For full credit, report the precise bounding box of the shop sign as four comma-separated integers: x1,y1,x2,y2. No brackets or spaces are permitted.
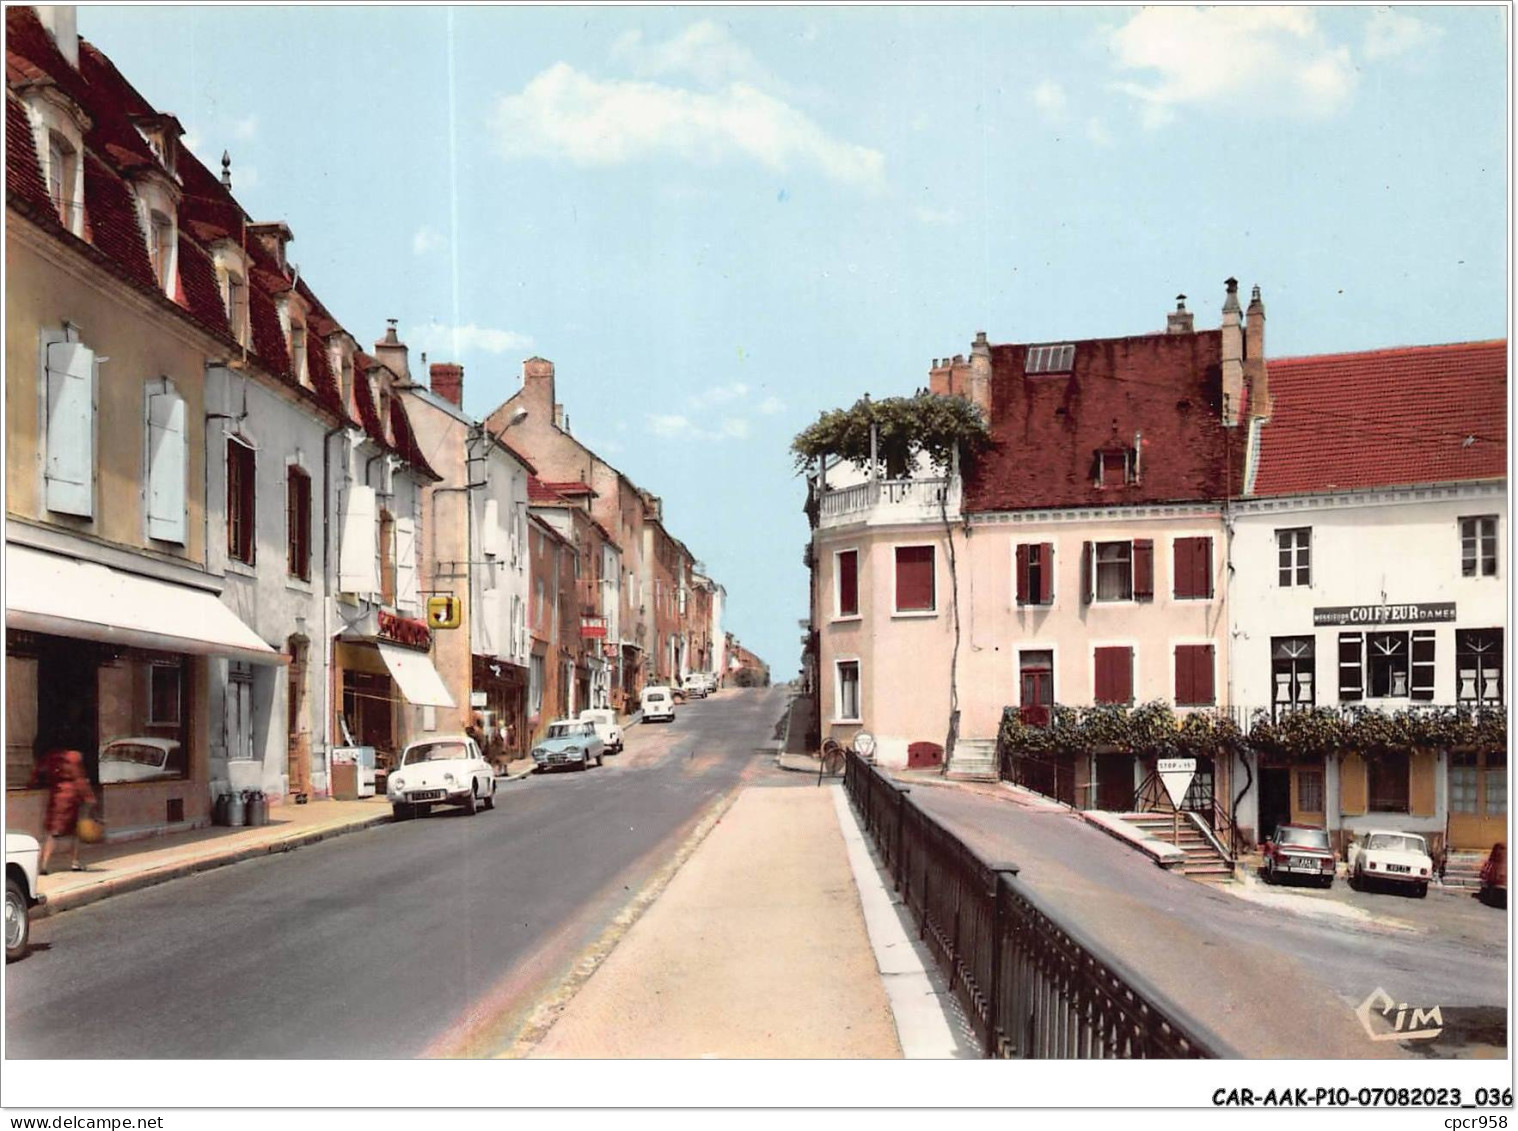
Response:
581,616,608,639
470,691,488,708
426,595,463,629
1312,602,1456,627
379,610,433,650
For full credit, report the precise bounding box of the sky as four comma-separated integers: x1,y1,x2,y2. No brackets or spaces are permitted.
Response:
77,5,1508,676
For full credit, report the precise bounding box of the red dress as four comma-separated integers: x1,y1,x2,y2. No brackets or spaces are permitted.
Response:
35,750,96,837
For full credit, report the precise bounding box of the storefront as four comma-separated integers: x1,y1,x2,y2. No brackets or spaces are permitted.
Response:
333,611,454,774
5,545,280,840
472,654,528,760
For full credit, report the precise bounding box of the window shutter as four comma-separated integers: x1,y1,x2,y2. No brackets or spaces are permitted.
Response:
1038,543,1054,605
838,550,859,617
1190,645,1215,705
1133,539,1154,600
1015,543,1030,605
483,498,506,559
1095,646,1132,704
338,484,380,594
396,516,418,612
1410,631,1436,702
1094,648,1111,702
895,546,934,611
1080,541,1093,605
479,586,500,655
1338,633,1363,701
1174,646,1194,705
146,389,186,543
45,341,95,517
1339,752,1368,815
1198,537,1213,598
1116,647,1133,703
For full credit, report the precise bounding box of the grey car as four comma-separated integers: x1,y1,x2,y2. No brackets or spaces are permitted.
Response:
532,719,606,772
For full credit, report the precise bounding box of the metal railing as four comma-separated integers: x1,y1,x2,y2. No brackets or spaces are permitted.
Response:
845,753,1236,1059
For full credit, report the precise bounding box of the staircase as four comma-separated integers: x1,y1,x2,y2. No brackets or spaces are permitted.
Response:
1441,851,1487,891
946,737,999,782
1120,811,1234,881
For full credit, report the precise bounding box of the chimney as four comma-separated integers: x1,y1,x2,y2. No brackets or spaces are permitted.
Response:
522,357,556,418
1220,278,1244,427
1166,294,1194,335
429,362,464,408
1244,284,1270,419
36,6,79,70
967,330,992,420
373,318,410,383
246,222,294,274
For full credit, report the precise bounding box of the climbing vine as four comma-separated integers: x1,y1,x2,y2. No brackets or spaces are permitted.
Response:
790,391,991,479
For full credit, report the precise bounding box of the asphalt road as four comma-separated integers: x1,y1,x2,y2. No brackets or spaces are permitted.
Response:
905,784,1507,1059
6,686,792,1059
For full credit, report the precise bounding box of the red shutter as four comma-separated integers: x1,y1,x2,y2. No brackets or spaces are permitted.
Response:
1172,538,1191,599
1173,537,1211,600
1015,544,1030,605
895,546,935,611
1196,645,1215,704
1199,537,1213,599
1175,644,1215,705
1095,646,1132,704
838,550,859,617
1118,647,1133,702
1133,539,1153,600
1174,646,1193,705
1080,541,1093,604
1094,649,1111,702
1039,543,1055,604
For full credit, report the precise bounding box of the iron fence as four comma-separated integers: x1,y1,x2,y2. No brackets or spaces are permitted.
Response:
845,752,1236,1059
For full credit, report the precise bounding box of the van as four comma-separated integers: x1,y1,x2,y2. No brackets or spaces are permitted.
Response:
640,686,675,723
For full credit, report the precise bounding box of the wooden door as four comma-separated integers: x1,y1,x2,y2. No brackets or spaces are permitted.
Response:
1449,749,1507,850
286,639,310,795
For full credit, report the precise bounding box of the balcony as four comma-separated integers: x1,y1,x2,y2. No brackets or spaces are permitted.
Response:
815,476,960,530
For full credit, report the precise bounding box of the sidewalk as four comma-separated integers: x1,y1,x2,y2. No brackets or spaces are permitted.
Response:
527,784,904,1058
33,763,539,917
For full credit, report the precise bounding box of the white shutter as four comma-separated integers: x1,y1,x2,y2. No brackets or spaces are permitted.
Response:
396,516,418,612
480,587,501,655
483,499,505,559
338,484,380,594
45,341,95,517
147,389,187,543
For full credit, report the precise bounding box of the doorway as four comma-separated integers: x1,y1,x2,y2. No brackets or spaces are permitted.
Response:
37,639,101,786
286,637,310,796
1449,748,1507,850
1259,765,1292,842
1095,753,1135,811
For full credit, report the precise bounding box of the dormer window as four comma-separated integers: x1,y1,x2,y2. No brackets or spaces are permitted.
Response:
21,86,89,237
290,322,308,387
148,210,175,290
1094,447,1137,488
131,170,181,297
131,112,183,181
330,342,355,412
1025,343,1075,374
224,272,249,346
46,130,80,230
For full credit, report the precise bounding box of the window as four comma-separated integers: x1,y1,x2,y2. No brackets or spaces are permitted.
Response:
1456,629,1503,705
529,654,545,717
1486,750,1507,816
1366,632,1409,698
1173,537,1213,600
1272,636,1315,712
836,660,861,721
225,662,256,762
290,323,308,386
1094,542,1131,601
836,549,859,618
1019,651,1053,726
43,338,96,518
1410,630,1435,701
146,383,186,544
894,546,935,613
1295,767,1325,814
1095,448,1135,488
148,661,183,727
1461,516,1498,577
1094,646,1133,705
1025,343,1075,374
1016,542,1054,606
1450,751,1479,814
46,130,77,229
286,467,312,580
226,437,256,565
1276,528,1311,587
224,271,249,346
1174,644,1216,706
148,210,175,293
1367,751,1410,813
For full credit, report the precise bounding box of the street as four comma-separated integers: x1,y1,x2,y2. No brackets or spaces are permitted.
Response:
5,687,792,1059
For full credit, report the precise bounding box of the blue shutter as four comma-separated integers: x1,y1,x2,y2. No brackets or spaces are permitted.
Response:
45,341,94,517
147,389,187,543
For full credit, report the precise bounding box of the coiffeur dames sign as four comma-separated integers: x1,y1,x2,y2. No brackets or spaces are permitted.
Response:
1312,603,1457,627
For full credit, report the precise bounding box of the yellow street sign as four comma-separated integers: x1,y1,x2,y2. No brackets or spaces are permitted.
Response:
426,595,462,629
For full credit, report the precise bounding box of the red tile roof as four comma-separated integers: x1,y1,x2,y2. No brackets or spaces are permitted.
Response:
174,232,231,337
6,93,52,212
1251,341,1508,496
963,331,1241,512
540,480,597,498
80,151,156,290
527,476,569,505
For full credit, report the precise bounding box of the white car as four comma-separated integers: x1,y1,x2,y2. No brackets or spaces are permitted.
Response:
386,736,496,819
579,708,624,754
6,832,45,963
99,737,182,783
641,686,675,723
1347,829,1434,897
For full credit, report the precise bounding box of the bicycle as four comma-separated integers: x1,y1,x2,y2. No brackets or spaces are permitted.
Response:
818,731,875,785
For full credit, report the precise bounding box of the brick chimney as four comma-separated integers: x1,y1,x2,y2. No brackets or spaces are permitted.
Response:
1166,294,1194,335
1220,278,1244,427
373,318,410,383
1244,284,1270,419
430,362,463,408
968,330,992,421
522,356,555,416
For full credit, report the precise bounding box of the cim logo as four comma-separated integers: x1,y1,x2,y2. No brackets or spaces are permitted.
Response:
1356,987,1443,1042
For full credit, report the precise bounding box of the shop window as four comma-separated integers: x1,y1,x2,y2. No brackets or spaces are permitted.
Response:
1297,767,1325,813
5,655,39,790
1272,637,1315,713
341,669,393,753
227,436,256,565
836,549,859,618
1368,751,1410,813
894,546,935,613
148,662,182,726
836,660,861,721
286,466,312,581
98,647,190,782
1460,515,1498,577
1457,629,1503,705
1173,537,1213,600
1486,750,1507,816
1094,646,1133,705
1276,527,1311,587
1016,543,1054,606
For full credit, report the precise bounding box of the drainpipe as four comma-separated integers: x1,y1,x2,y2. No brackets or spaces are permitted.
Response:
320,421,352,763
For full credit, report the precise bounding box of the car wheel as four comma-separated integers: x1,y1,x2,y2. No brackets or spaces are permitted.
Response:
482,781,495,811
596,751,604,767
1351,865,1363,891
462,789,478,816
5,877,29,963
1415,882,1428,899
576,756,589,772
1320,874,1334,889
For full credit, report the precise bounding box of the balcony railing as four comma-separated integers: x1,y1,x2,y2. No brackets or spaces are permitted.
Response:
816,477,958,529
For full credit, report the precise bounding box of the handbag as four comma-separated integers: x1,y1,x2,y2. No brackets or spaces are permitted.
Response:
76,805,104,844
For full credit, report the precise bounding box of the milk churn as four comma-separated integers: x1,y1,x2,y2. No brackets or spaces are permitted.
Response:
212,792,230,826
226,790,246,827
247,790,268,828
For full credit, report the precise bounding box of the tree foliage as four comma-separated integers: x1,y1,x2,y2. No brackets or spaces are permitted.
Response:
790,392,991,479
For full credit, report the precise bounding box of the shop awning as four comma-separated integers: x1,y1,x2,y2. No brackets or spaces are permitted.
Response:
377,642,455,707
5,545,284,665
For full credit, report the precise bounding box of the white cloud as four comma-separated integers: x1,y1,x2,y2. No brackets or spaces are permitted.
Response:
758,395,785,415
645,413,751,441
230,113,259,140
1364,9,1442,60
1085,117,1113,146
690,381,750,408
613,21,775,90
1106,7,1357,124
489,63,884,187
1031,80,1067,116
407,322,534,359
412,226,444,256
914,205,958,226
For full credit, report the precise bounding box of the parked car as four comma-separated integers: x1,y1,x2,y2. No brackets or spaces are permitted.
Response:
681,675,708,699
6,832,46,963
1479,842,1507,907
1347,829,1433,897
641,686,676,723
579,708,623,754
532,719,606,772
386,736,495,819
688,673,716,696
1262,823,1336,888
99,737,183,783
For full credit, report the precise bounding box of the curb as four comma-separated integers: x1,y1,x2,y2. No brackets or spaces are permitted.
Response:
37,812,393,919
1078,810,1187,870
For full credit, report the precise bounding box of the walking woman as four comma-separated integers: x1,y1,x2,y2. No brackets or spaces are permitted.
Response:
32,748,97,874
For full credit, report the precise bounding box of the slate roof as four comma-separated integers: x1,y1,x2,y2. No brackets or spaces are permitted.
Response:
1251,340,1508,496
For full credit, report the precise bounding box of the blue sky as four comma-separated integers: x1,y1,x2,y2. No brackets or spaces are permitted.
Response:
79,5,1507,675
